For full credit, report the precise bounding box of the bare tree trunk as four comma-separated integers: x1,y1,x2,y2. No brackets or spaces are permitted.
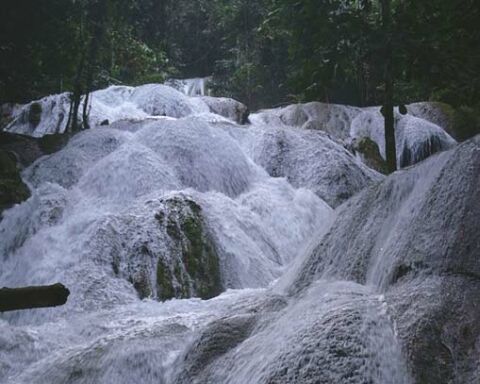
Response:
381,0,397,173
82,88,90,130
0,283,69,312
66,39,87,133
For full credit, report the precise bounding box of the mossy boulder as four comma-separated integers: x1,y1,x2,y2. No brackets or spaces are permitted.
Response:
0,149,30,216
351,137,388,174
155,196,222,301
38,132,72,154
28,102,42,127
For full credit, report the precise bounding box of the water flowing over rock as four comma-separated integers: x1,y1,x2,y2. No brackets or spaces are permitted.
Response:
0,111,333,319
223,122,383,207
200,96,249,124
350,109,457,168
0,81,476,384
252,102,457,168
283,135,480,383
165,77,212,97
3,83,246,137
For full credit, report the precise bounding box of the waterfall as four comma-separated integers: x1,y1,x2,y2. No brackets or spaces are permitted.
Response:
2,83,474,384
164,77,212,97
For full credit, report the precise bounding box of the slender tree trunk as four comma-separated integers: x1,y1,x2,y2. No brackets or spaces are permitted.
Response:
66,53,85,133
381,0,397,172
82,1,106,130
68,0,108,132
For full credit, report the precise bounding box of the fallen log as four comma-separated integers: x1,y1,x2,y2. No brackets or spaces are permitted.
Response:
0,283,70,312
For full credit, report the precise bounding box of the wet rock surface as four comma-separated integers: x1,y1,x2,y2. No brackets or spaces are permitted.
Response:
200,96,249,124
251,101,457,169
285,135,480,383
0,149,30,216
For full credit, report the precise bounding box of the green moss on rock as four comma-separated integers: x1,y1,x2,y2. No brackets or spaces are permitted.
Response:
38,133,72,154
155,196,223,301
354,137,388,174
156,259,175,301
0,150,30,216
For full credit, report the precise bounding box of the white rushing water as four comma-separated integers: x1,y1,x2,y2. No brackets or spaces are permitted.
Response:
0,84,423,383
251,102,456,168
165,77,212,97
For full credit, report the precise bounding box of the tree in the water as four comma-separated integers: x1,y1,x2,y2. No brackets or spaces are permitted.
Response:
66,0,109,132
380,0,396,172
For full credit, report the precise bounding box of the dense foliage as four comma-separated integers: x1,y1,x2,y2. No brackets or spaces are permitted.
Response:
0,0,478,115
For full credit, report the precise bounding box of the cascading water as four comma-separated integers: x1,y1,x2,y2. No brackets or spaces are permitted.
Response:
1,83,469,383
252,102,457,168
165,78,212,97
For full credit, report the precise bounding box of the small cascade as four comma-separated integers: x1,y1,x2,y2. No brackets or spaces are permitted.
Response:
252,102,457,168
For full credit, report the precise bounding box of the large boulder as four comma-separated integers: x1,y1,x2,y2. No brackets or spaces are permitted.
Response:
285,135,480,383
200,96,249,124
250,102,458,169
4,93,72,137
154,195,222,300
250,102,362,141
228,123,383,207
172,280,410,384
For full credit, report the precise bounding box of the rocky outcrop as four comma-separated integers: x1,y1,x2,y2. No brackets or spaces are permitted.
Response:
0,130,71,167
175,314,258,383
250,102,457,170
154,196,222,300
231,124,383,207
250,102,362,141
285,135,480,383
350,137,388,174
0,149,30,217
200,96,249,124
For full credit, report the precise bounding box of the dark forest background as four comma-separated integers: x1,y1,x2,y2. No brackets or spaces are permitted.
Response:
1,0,479,118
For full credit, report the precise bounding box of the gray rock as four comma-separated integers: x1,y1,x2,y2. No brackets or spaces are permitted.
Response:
200,96,249,124
407,102,456,138
233,124,383,207
284,135,480,383
175,314,258,383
